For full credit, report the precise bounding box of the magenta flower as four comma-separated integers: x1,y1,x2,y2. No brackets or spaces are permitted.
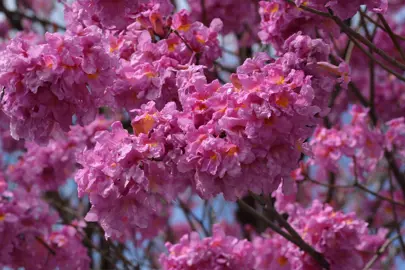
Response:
253,200,387,270
160,224,255,270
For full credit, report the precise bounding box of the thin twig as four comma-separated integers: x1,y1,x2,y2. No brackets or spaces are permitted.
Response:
178,199,210,236
178,200,199,233
173,30,201,64
362,11,405,41
388,171,405,254
329,8,405,71
363,234,401,270
173,30,193,52
385,150,405,199
349,82,370,107
378,14,405,62
238,199,300,244
215,61,237,73
305,177,405,207
35,236,56,256
345,33,405,82
0,2,65,31
325,172,336,203
200,0,207,25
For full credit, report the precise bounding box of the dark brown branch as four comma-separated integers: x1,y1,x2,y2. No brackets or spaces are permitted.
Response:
200,0,207,25
345,31,405,82
178,199,210,236
385,151,405,204
35,236,56,256
377,14,405,63
361,11,405,41
388,171,405,254
0,1,65,31
285,0,405,72
238,199,330,269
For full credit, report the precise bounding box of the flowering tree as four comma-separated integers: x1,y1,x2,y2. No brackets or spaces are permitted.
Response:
1,0,405,269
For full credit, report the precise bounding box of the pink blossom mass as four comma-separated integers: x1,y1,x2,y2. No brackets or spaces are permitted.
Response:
0,0,404,269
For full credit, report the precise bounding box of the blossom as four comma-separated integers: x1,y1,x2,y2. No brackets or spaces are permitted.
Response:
0,26,117,143
160,224,255,270
45,224,90,270
258,0,338,50
171,10,223,66
386,117,405,162
7,140,76,191
110,10,222,112
66,0,173,30
0,186,59,269
6,115,112,192
76,102,190,239
259,0,386,50
253,200,387,270
372,190,405,227
187,0,258,35
175,34,337,200
309,105,384,183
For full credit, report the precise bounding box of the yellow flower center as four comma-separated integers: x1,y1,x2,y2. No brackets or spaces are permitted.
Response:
178,24,191,32
145,71,157,79
277,256,288,266
275,76,285,85
132,114,155,135
276,94,289,108
227,146,238,156
87,72,99,80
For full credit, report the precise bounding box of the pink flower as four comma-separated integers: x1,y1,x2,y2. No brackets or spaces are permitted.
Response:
160,224,255,270
253,200,387,270
0,27,117,143
187,0,258,35
76,102,190,239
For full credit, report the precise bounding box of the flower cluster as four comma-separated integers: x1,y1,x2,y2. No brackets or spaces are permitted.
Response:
66,0,173,30
0,4,223,144
309,105,384,182
6,116,112,192
176,33,343,200
160,224,255,270
259,0,386,50
162,200,386,270
187,0,258,35
0,179,90,269
44,223,90,270
7,141,76,191
111,10,222,111
386,117,405,162
76,102,189,239
252,200,387,270
259,0,338,50
0,26,116,143
77,33,342,240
